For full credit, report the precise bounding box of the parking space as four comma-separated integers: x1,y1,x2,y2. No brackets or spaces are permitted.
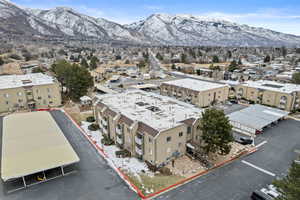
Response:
0,110,137,200
156,119,300,200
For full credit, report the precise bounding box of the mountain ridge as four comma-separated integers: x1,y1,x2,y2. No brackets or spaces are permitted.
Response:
1,1,300,47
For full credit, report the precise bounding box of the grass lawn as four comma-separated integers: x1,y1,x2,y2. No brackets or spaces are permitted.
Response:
126,172,184,195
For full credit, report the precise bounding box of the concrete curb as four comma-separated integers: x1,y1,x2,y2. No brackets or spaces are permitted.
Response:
50,108,258,200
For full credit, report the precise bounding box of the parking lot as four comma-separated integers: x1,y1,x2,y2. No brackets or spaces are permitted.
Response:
0,110,137,200
1,110,299,200
155,119,300,200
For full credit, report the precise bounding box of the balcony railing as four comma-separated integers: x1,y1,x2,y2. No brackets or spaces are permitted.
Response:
116,136,123,144
102,119,108,126
116,128,122,135
280,99,287,104
135,136,143,145
102,127,108,134
135,146,143,155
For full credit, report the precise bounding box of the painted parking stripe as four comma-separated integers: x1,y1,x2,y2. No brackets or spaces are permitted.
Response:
241,160,276,177
256,140,267,148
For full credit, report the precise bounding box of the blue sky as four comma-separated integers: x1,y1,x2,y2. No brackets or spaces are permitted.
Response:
12,0,300,35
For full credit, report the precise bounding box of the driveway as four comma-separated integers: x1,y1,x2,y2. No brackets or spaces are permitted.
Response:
0,110,138,200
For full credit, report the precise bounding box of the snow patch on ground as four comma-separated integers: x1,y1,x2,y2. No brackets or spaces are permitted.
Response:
81,121,151,177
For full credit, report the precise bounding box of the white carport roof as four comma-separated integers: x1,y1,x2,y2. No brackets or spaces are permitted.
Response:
1,111,80,182
228,104,289,130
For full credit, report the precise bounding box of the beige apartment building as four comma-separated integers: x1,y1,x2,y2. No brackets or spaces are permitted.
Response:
160,78,230,107
235,80,300,111
94,90,203,167
0,73,62,113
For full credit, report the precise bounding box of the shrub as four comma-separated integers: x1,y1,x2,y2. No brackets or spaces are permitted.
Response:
159,167,172,176
88,123,99,131
115,149,131,158
101,134,114,146
86,116,95,122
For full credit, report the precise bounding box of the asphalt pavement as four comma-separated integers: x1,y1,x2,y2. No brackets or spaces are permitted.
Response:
155,119,300,200
0,110,137,200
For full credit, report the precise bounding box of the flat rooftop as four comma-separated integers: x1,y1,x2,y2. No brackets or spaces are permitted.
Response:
1,111,80,181
0,73,56,90
96,90,203,131
163,78,228,92
241,80,300,94
228,104,289,130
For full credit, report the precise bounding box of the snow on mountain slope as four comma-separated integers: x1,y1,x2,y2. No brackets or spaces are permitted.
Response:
1,1,300,46
27,7,144,42
126,13,300,46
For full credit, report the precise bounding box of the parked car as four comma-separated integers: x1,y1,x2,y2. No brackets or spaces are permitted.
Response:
236,137,253,145
251,190,273,200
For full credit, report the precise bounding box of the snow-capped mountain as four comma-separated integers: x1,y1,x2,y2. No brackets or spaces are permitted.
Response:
1,0,300,47
26,7,144,42
126,13,300,47
0,0,64,37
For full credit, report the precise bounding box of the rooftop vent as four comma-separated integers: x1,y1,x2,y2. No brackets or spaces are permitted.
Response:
21,79,32,84
147,106,161,112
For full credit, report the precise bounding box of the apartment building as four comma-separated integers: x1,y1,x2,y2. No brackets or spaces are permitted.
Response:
235,80,300,111
160,78,230,107
0,73,61,113
94,90,203,168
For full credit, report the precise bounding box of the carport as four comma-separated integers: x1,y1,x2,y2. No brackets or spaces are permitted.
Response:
228,104,289,138
1,111,80,193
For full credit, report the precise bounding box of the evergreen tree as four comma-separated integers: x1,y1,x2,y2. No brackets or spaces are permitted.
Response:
282,46,287,57
199,108,234,155
212,55,219,63
51,60,93,101
0,57,4,66
264,55,271,63
292,72,300,84
228,60,238,72
81,58,89,68
156,52,164,61
125,59,130,64
89,56,99,70
181,53,187,63
238,58,242,65
273,161,300,200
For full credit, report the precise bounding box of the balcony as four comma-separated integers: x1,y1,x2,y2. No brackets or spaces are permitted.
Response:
102,119,108,126
280,99,287,104
116,136,123,144
116,127,122,135
102,127,108,134
135,136,143,145
135,146,143,155
296,98,300,103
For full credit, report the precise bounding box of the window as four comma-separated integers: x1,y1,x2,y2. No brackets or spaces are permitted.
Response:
49,101,53,104
48,95,51,99
4,93,9,98
18,99,23,103
149,137,152,143
187,127,192,134
178,142,182,147
38,96,42,100
47,88,51,93
166,136,171,142
26,92,32,96
208,93,211,96
36,89,39,93
17,92,22,96
179,132,183,137
6,101,9,105
127,127,130,132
